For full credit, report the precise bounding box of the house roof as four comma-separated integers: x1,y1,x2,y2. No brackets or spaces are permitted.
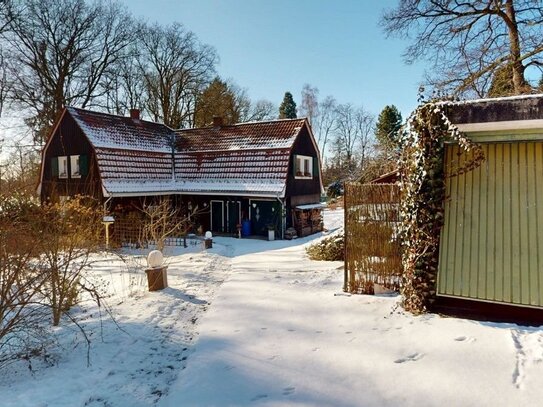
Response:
68,107,175,153
174,148,290,196
56,108,312,197
176,119,306,151
172,120,307,197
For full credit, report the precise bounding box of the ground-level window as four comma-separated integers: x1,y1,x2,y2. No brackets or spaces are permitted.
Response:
70,155,81,178
295,155,313,179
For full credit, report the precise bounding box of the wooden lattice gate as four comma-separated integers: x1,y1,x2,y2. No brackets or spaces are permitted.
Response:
344,183,402,293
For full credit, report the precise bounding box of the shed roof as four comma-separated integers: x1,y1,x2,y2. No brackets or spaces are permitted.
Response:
443,93,543,124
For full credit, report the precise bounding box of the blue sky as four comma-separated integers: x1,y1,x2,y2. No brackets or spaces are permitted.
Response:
130,1,424,118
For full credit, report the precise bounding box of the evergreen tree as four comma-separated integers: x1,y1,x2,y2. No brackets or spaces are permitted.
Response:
375,105,402,150
278,91,297,119
194,77,239,127
488,64,515,97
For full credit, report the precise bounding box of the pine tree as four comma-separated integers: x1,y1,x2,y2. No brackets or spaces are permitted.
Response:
194,77,239,127
375,105,402,150
278,91,297,119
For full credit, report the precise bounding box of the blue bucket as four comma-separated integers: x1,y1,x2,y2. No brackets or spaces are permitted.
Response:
241,219,251,237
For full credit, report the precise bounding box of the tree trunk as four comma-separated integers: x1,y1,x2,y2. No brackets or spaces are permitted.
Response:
504,0,529,94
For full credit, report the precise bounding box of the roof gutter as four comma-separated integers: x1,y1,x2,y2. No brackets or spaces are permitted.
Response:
104,190,286,199
455,119,543,133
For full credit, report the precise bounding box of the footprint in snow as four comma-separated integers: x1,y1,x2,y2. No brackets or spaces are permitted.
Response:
454,336,476,343
312,347,319,352
288,328,296,332
394,352,424,364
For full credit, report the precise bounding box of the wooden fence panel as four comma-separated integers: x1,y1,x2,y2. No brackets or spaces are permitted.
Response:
344,183,402,294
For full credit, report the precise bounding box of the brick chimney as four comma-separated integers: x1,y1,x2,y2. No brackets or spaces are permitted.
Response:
130,108,140,121
212,116,223,127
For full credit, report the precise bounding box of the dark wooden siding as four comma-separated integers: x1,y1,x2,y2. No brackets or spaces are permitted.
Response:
41,111,102,201
285,125,322,202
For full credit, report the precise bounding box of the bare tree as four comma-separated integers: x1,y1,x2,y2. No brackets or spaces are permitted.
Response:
138,22,218,129
382,0,543,97
0,48,11,118
0,194,48,368
314,95,337,159
102,46,146,117
299,84,319,125
32,197,103,326
141,198,197,251
244,99,276,122
1,0,135,143
332,104,375,179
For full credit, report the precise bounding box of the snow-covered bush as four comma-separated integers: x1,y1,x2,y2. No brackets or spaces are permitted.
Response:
306,230,344,261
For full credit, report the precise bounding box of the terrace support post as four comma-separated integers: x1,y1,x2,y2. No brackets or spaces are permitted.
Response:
343,182,348,292
277,197,286,240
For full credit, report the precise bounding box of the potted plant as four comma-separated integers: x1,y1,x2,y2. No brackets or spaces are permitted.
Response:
267,224,275,241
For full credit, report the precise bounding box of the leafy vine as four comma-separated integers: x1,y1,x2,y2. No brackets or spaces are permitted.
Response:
398,101,484,313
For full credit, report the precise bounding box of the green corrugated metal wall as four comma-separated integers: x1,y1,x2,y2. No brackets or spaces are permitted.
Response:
438,142,543,307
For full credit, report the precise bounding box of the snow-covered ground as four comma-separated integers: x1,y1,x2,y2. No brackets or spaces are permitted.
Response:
2,209,543,406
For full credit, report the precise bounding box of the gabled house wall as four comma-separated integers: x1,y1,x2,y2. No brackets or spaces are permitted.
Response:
40,112,102,202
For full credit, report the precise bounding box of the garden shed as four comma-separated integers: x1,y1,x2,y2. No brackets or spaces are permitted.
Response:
437,95,543,313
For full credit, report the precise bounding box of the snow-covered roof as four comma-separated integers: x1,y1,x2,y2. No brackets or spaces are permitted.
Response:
64,108,308,197
176,179,286,196
438,93,543,125
175,149,290,184
176,119,306,151
68,107,175,153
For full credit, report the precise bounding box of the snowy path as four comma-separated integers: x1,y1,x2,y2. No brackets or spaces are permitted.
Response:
3,209,543,406
161,211,543,407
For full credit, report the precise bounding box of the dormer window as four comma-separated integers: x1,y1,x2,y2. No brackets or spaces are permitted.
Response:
70,155,81,178
58,156,68,179
295,155,313,179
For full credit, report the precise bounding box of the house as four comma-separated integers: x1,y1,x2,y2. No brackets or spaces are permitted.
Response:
38,108,324,239
435,94,543,321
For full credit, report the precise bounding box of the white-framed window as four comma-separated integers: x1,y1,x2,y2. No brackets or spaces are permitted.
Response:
295,155,313,179
70,155,81,178
58,156,68,179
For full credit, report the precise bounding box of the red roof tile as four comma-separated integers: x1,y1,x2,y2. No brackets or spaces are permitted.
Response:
176,119,306,151
69,107,175,153
64,108,310,197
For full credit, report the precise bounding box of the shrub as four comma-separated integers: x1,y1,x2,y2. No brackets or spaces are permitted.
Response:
306,230,344,261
